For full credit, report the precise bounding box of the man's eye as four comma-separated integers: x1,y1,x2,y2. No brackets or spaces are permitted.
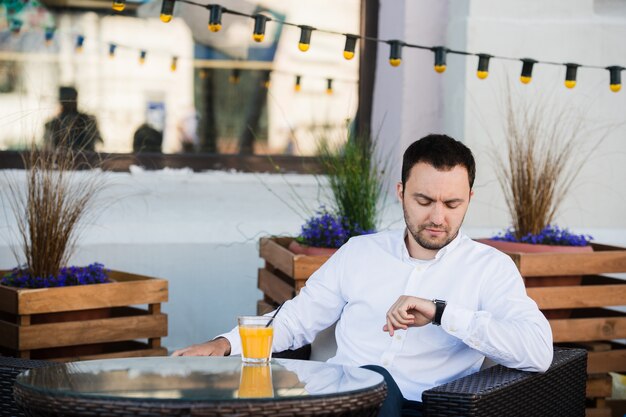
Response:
446,203,461,209
416,199,431,206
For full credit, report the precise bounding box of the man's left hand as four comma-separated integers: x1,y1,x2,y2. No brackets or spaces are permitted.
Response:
383,295,436,336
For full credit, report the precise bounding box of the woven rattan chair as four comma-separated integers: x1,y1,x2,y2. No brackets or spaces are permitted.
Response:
0,356,52,417
276,347,587,417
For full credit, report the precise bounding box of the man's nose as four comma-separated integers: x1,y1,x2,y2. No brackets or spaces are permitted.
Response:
430,203,445,225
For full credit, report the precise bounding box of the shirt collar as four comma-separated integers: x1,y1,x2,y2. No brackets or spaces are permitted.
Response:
400,228,465,262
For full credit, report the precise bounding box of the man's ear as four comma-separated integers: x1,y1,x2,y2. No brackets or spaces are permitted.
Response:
469,189,474,201
396,182,404,203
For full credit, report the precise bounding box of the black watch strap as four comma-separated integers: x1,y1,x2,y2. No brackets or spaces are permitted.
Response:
432,299,447,326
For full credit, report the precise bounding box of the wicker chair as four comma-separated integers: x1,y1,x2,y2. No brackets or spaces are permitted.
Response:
275,347,588,417
0,356,51,417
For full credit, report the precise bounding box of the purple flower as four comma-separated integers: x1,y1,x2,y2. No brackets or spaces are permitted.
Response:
297,207,375,248
491,225,592,247
1,263,110,289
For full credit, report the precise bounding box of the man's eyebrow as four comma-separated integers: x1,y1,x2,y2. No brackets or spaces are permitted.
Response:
412,193,465,204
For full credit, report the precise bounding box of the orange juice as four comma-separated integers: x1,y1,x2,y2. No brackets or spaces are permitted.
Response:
239,325,273,362
238,364,273,398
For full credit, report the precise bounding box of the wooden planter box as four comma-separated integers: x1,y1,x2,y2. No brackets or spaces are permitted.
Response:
0,270,168,362
258,237,626,416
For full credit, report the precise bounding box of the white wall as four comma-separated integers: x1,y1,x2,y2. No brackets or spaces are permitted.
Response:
373,0,626,236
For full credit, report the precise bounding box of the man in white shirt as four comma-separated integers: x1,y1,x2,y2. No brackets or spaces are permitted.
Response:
173,134,553,417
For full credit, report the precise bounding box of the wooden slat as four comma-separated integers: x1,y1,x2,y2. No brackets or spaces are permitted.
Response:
550,317,626,342
511,251,626,277
0,285,18,314
585,407,612,417
259,237,295,277
528,285,626,309
293,255,327,280
257,299,274,315
587,375,613,398
0,319,18,349
17,313,167,350
14,273,168,314
52,347,168,362
258,268,295,305
588,349,626,374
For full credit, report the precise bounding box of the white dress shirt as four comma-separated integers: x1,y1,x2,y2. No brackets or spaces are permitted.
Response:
220,229,553,401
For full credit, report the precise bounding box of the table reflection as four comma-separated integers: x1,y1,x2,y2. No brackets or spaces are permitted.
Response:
16,357,383,402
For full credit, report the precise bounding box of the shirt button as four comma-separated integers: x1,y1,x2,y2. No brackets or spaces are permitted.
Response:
395,335,402,340
382,360,389,366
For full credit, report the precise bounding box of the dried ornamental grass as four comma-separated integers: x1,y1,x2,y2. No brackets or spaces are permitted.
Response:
493,94,601,241
3,146,108,281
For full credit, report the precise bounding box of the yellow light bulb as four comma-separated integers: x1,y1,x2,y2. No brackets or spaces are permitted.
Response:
112,2,125,11
264,81,270,88
160,14,172,23
434,65,446,73
298,43,310,52
565,80,576,89
610,84,621,92
477,71,488,79
209,23,222,32
76,46,83,53
139,58,145,65
294,84,301,92
343,51,355,60
520,76,531,84
253,33,264,42
389,58,401,67
326,88,333,95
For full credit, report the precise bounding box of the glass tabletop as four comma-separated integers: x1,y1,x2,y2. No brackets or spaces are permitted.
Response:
15,356,384,402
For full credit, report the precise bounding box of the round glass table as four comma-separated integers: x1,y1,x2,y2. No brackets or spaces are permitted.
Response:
14,356,386,416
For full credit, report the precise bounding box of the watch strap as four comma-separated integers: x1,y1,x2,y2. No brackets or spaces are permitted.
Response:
432,299,447,326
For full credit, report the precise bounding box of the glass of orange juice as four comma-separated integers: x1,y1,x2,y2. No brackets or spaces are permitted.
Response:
237,364,274,398
238,316,274,363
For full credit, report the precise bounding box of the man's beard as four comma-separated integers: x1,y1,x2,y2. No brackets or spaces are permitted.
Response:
403,208,459,251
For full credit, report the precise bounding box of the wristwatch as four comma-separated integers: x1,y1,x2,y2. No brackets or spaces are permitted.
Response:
431,299,447,326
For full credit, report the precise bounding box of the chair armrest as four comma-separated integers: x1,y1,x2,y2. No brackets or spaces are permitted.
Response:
273,344,312,360
422,347,587,417
0,356,53,417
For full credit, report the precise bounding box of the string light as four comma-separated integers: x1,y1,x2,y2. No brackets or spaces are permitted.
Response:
298,25,314,52
343,34,357,60
564,63,580,89
607,66,623,92
208,5,223,32
253,14,268,42
139,50,147,64
263,71,271,88
112,0,126,12
108,43,117,58
75,35,85,53
170,56,178,71
388,40,403,67
229,68,241,84
44,28,55,45
199,69,208,79
160,0,175,23
294,75,301,92
326,79,333,94
432,47,447,73
476,54,491,79
520,58,537,84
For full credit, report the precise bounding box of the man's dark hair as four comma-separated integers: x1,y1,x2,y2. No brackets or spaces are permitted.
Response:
401,134,476,188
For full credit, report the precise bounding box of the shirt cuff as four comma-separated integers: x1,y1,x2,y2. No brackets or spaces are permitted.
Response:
441,303,474,340
215,327,241,356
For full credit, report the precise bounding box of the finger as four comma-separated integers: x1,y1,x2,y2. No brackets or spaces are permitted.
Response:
171,348,186,357
386,316,395,336
391,310,412,325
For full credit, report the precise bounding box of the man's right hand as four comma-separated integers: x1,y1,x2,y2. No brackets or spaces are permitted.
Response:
171,337,231,357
